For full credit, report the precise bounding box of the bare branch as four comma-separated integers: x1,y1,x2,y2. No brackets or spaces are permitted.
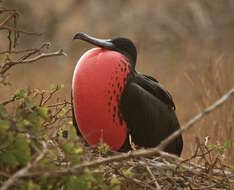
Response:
47,101,71,108
0,48,40,55
18,42,51,61
12,49,66,64
0,95,17,106
0,12,19,26
0,49,67,75
157,86,234,151
23,149,178,177
0,25,41,36
41,84,59,106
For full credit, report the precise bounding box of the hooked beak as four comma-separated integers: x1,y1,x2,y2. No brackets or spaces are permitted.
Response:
73,32,114,49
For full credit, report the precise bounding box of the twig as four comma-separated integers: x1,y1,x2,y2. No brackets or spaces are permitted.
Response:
0,142,48,190
146,165,161,190
0,12,19,27
190,183,218,190
0,171,10,178
157,86,234,151
47,101,71,108
0,95,17,106
41,84,59,106
0,25,41,36
24,149,178,177
0,48,39,55
113,166,156,190
18,42,50,61
0,49,67,75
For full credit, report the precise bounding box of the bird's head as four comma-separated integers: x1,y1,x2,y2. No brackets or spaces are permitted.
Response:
73,32,137,68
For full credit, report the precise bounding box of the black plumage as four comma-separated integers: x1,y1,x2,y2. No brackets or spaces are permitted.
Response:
72,33,183,156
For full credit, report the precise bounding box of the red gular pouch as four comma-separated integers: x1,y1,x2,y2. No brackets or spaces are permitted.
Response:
72,48,130,150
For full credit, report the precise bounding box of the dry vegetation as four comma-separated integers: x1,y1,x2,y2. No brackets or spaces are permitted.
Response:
183,56,234,164
0,1,234,189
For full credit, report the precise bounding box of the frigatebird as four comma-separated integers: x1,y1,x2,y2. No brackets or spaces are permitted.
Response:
72,32,183,156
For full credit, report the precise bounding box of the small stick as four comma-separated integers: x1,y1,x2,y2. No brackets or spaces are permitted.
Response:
146,165,161,190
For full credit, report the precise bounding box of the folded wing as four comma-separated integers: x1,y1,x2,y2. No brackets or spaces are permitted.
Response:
119,73,183,155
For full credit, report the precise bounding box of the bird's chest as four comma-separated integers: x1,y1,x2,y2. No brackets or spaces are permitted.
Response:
72,48,130,150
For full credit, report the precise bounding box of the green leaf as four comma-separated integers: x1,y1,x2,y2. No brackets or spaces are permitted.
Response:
13,135,31,164
27,112,41,128
0,150,18,168
122,167,134,178
224,139,230,150
27,180,41,190
0,105,8,118
0,134,31,168
69,124,77,141
62,143,74,154
74,147,83,155
110,176,121,186
71,155,81,165
37,107,50,122
63,176,87,190
4,53,12,62
15,89,27,99
23,119,31,126
50,84,58,92
84,168,96,183
59,108,67,117
0,119,10,133
98,142,110,155
111,185,121,190
57,129,63,137
24,97,36,109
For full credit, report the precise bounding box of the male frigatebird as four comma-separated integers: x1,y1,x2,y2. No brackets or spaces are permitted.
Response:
72,32,183,156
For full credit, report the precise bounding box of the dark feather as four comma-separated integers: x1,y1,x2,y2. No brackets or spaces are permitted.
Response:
119,76,183,156
136,73,176,110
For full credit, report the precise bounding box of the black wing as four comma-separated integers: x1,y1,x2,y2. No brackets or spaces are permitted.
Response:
136,74,175,110
119,74,183,156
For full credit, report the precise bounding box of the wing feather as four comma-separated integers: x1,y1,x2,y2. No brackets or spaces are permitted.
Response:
119,80,183,155
135,74,176,110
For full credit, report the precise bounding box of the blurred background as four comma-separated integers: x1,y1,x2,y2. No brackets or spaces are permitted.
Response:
1,0,234,164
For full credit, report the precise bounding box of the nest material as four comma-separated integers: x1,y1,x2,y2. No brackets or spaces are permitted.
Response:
79,137,234,190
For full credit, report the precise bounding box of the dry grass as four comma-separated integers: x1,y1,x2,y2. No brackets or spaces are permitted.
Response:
183,56,234,165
